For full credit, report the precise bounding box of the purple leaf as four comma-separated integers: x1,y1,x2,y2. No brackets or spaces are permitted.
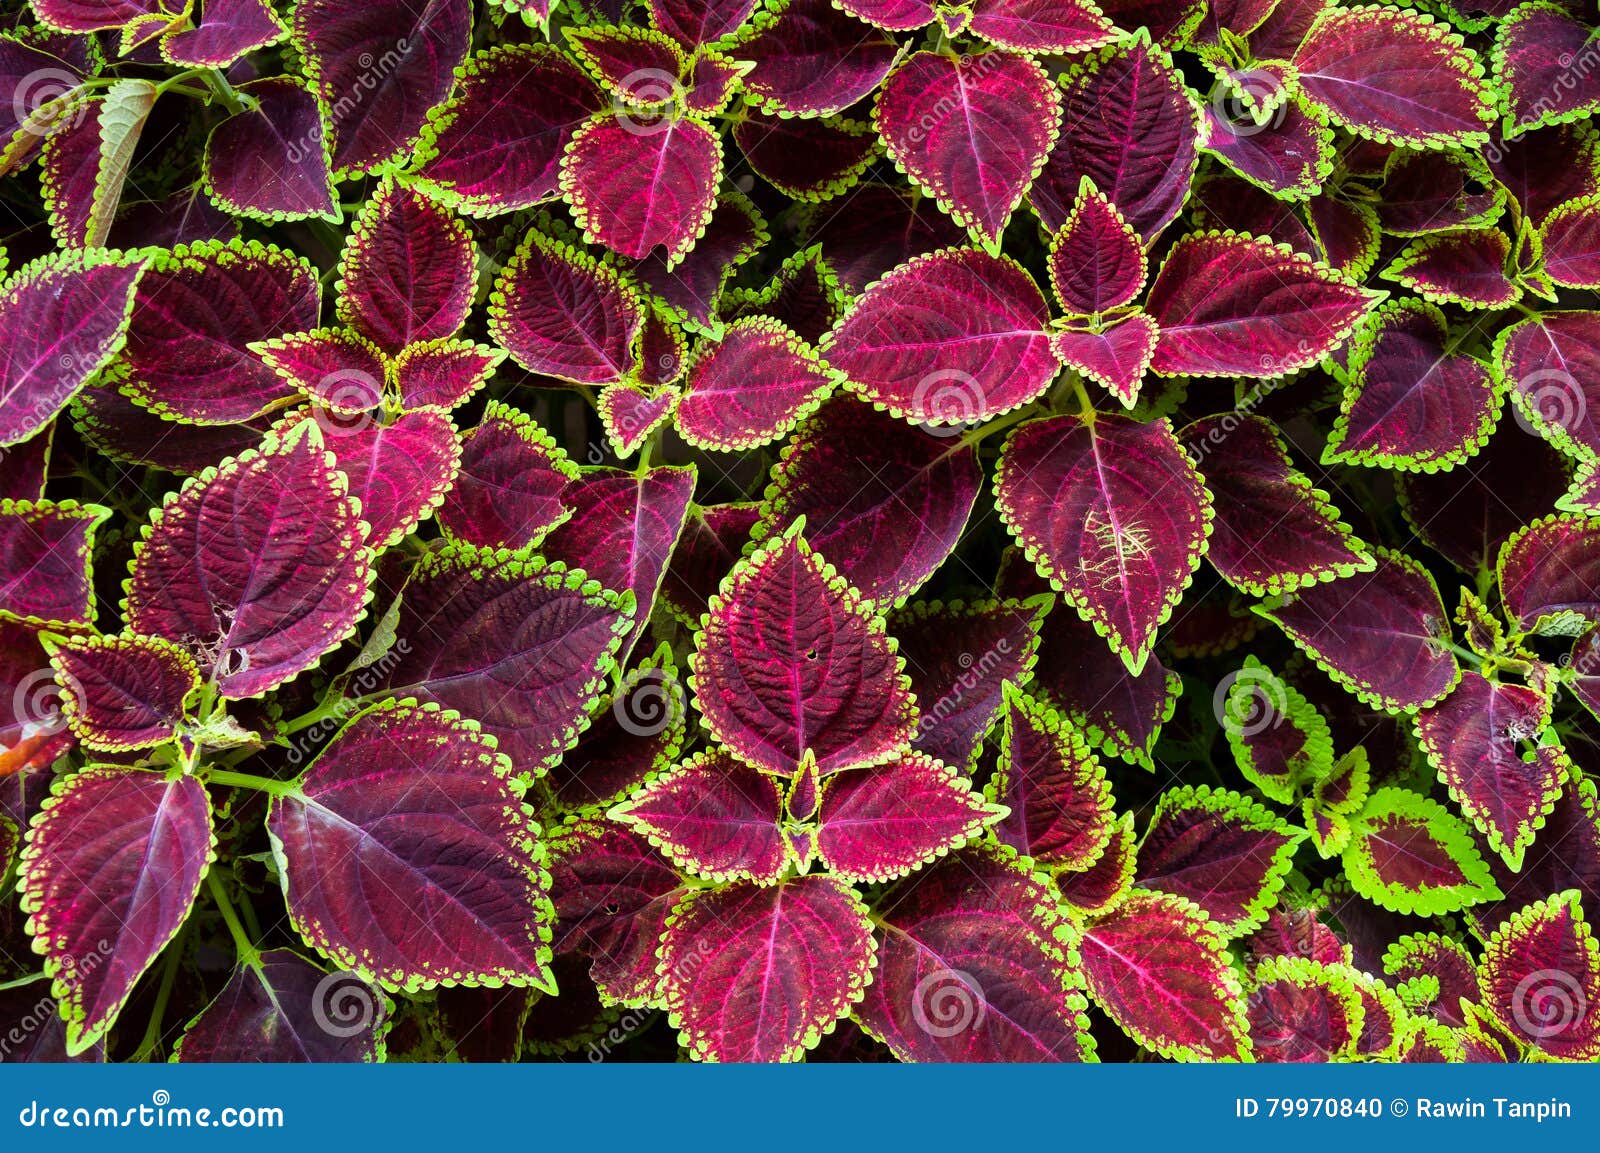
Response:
19,768,213,1055
1292,5,1493,148
163,0,287,67
1223,657,1336,805
115,238,321,425
69,385,270,476
1540,195,1600,289
816,752,1002,881
801,183,963,297
1057,811,1137,915
657,875,875,1062
292,0,471,176
563,26,684,96
1030,32,1200,240
539,465,696,663
660,501,761,626
1489,122,1600,228
1080,890,1251,1061
250,328,386,411
203,77,335,223
393,338,502,411
1324,299,1502,471
1248,957,1362,1062
0,253,145,448
1048,180,1147,315
489,229,642,384
1180,413,1373,596
876,50,1059,247
689,524,917,777
731,111,880,202
822,247,1057,427
560,112,722,267
1478,891,1600,1060
1145,231,1377,379
1382,228,1519,310
676,317,837,451
995,413,1211,674
1201,100,1334,200
856,845,1094,1061
0,498,107,628
1495,310,1600,459
834,0,935,29
381,546,633,776
1375,149,1505,237
0,423,51,502
610,749,788,883
597,382,678,458
412,44,602,217
337,178,476,355
648,0,758,46
1051,314,1160,407
1492,4,1600,134
176,951,386,1062
124,420,371,698
547,648,687,815
634,190,768,327
967,0,1117,53
1136,785,1306,937
28,0,164,33
269,700,555,991
741,0,902,117
989,684,1114,870
1258,549,1459,712
1498,514,1600,635
46,632,199,751
890,596,1050,770
1342,787,1500,915
751,399,982,605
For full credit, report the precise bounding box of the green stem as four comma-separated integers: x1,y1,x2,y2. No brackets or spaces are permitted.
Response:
199,68,250,115
206,768,299,797
281,694,355,736
129,927,186,1062
0,971,49,992
207,871,258,967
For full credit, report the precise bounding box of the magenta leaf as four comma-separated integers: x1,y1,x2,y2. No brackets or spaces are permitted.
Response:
741,0,902,117
539,465,696,662
1292,5,1493,148
968,0,1117,52
689,524,917,776
822,247,1057,426
1180,413,1373,596
661,501,760,626
1492,4,1600,134
203,77,335,223
891,596,1049,770
1495,310,1600,459
1057,812,1137,916
1257,549,1460,712
19,768,213,1055
598,382,678,458
1416,672,1567,871
1384,932,1480,1028
1498,515,1600,636
876,51,1059,247
45,632,199,751
751,399,982,605
1136,785,1306,938
114,239,321,425
269,700,555,992
547,818,688,1006
1382,228,1519,310
989,684,1113,870
1540,196,1600,289
1222,657,1336,805
381,546,633,775
802,183,963,296
560,112,721,267
0,499,108,628
70,386,270,476
162,0,287,67
292,0,471,176
563,26,685,95
648,0,758,46
676,317,837,451
0,253,145,448
176,950,387,1063
610,749,788,883
1048,181,1147,315
995,413,1211,674
393,338,502,411
1201,100,1334,200
0,423,51,501
1478,891,1600,1059
250,328,386,411
337,179,475,355
1030,33,1200,240
657,875,874,1061
856,845,1094,1061
1146,231,1378,379
28,0,164,33
1376,149,1506,237
816,752,1001,881
434,400,576,551
635,190,768,328
732,111,880,202
1248,957,1363,1063
1079,889,1251,1061
489,229,642,385
412,44,602,217
548,646,687,815
1051,314,1160,407
1325,299,1502,471
1342,787,1501,915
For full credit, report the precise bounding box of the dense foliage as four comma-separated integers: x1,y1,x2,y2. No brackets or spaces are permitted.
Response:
0,0,1598,1064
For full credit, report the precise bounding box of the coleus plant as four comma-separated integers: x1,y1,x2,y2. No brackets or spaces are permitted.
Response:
0,0,1597,1068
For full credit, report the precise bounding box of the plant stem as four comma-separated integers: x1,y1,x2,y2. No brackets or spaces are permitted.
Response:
0,971,48,992
129,927,186,1062
206,768,298,796
207,871,258,967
